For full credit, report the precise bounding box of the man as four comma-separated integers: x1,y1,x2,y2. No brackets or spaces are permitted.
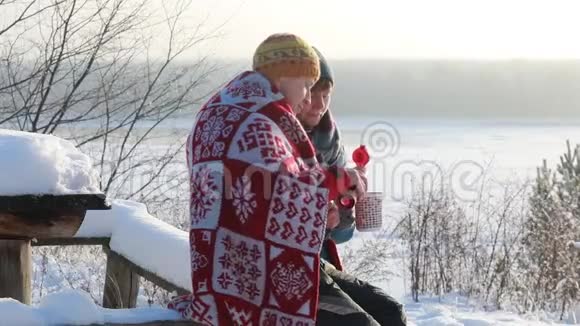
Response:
168,34,366,325
296,47,407,326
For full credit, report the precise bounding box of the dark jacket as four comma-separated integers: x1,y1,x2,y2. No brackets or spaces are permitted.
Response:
307,110,355,254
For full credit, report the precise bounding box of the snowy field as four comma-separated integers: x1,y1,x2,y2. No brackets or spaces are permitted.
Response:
3,120,580,325
1,290,569,325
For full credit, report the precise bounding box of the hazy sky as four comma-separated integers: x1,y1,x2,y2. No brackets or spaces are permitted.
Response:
192,0,580,60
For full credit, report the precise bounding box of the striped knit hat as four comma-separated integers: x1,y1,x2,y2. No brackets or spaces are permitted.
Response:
253,33,320,82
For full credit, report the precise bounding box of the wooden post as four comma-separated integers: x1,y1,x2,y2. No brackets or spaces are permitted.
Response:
0,239,31,304
103,249,140,309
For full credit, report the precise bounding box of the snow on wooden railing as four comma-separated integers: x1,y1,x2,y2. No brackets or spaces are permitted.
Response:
32,237,190,309
30,237,194,326
1,203,194,325
0,130,195,324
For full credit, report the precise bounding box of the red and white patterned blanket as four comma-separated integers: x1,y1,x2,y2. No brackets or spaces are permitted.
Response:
168,71,345,325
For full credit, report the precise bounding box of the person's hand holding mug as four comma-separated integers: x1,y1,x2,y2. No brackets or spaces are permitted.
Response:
345,167,368,201
326,200,340,229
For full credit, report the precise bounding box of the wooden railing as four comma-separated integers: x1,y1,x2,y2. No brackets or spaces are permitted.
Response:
33,237,190,308
31,237,195,326
0,194,198,325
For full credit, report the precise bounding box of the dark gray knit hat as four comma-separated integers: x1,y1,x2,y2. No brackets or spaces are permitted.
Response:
313,47,334,85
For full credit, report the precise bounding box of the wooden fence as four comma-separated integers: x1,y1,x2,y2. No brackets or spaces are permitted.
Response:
0,194,197,326
29,237,196,326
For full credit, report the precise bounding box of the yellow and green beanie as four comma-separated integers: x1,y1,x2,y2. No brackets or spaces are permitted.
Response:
253,33,320,82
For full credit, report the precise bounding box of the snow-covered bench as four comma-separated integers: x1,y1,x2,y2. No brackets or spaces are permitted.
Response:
0,130,112,303
2,199,196,325
0,130,195,325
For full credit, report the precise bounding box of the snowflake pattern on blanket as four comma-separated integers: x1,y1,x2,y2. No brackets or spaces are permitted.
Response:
168,71,344,325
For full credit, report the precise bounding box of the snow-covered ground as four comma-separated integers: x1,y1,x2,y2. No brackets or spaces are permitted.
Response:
343,236,571,325
1,290,570,325
404,295,563,326
0,290,181,326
